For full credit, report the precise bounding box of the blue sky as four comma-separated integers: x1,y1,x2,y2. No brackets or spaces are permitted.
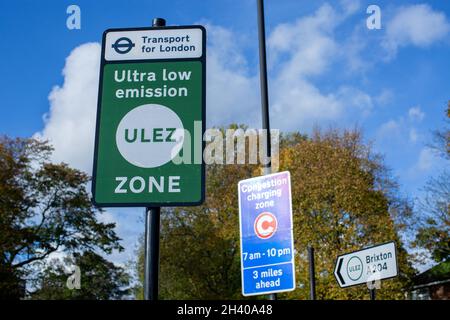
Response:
1,0,449,266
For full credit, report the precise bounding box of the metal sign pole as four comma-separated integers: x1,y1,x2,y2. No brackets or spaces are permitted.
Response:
369,288,376,300
256,0,275,301
308,247,316,300
143,17,166,301
257,0,272,174
144,206,161,300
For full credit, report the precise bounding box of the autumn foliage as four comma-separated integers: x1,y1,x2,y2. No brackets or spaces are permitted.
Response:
136,128,415,299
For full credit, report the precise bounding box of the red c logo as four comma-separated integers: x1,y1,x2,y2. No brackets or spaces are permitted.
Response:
254,212,277,239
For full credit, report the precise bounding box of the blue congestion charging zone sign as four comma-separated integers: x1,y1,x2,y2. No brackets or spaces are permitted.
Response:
238,171,295,296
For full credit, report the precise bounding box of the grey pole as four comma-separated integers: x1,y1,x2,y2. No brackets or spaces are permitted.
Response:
308,247,316,300
143,17,166,301
370,288,376,300
144,207,161,300
256,0,275,300
257,0,272,176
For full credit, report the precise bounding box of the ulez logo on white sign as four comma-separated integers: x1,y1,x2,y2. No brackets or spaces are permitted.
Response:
115,104,185,168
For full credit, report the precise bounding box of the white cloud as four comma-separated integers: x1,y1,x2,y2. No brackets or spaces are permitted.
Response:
377,119,401,140
339,0,361,16
267,3,373,131
416,147,437,172
205,24,260,127
96,210,116,225
201,3,373,132
32,28,267,267
409,128,419,143
405,147,447,184
102,208,143,267
34,43,100,174
36,4,375,164
375,89,394,106
33,43,141,266
384,4,450,57
33,29,262,170
268,3,339,79
377,107,425,145
408,106,425,122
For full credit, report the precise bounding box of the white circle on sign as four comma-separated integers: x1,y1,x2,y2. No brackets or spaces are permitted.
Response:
116,104,184,168
254,212,278,239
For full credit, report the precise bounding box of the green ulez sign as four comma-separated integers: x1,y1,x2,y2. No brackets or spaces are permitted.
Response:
92,26,206,207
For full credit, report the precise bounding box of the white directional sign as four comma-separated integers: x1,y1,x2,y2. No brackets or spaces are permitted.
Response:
334,242,398,288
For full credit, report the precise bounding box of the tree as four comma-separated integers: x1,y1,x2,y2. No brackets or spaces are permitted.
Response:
413,103,450,263
135,127,414,299
281,128,413,299
413,173,450,263
0,136,123,299
135,162,256,300
428,101,450,160
31,251,130,300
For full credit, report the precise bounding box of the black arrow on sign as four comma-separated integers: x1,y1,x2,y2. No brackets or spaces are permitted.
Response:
335,257,345,286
